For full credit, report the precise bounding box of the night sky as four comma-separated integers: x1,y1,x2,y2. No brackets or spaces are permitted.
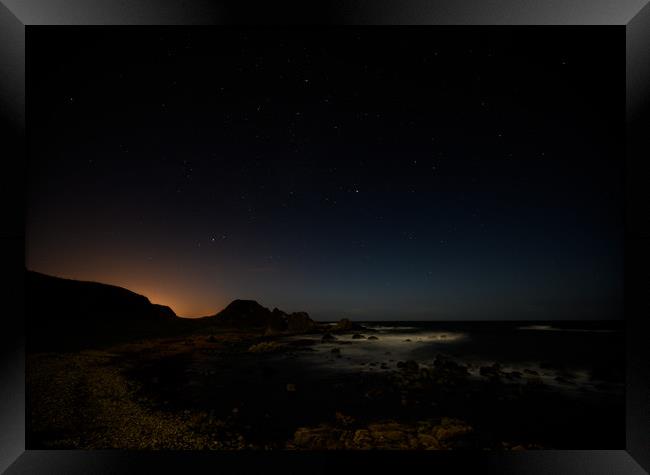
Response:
26,28,624,320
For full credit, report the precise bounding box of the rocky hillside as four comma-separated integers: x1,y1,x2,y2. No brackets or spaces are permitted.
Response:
26,271,183,351
27,271,178,322
199,299,318,334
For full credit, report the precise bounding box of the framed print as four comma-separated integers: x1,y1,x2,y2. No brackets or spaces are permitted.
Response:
1,1,649,473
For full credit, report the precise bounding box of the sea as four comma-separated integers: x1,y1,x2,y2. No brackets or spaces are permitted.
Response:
286,320,625,394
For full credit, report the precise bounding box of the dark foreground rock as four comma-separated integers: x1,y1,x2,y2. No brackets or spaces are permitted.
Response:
288,417,474,450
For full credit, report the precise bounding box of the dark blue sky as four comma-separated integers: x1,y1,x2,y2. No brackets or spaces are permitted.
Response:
26,28,624,320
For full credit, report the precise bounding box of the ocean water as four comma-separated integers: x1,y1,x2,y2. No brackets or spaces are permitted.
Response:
285,320,625,394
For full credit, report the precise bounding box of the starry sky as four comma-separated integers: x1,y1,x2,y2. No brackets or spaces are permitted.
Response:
26,28,623,320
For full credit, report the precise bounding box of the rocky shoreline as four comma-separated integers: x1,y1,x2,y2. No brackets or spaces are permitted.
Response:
27,320,624,450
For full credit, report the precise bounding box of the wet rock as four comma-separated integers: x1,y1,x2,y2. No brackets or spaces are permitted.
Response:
352,333,366,339
330,318,355,332
419,367,432,379
480,362,503,380
558,371,578,380
330,348,341,355
335,411,355,427
554,376,575,385
248,341,287,353
364,387,386,400
540,361,558,370
523,369,539,376
403,339,412,342
367,335,379,340
400,360,419,372
432,354,469,381
526,377,546,389
321,333,337,342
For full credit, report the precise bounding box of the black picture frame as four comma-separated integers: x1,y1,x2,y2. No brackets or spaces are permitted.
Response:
1,1,649,473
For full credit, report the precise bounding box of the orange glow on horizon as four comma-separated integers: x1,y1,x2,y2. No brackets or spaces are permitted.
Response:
132,289,220,318
114,284,227,319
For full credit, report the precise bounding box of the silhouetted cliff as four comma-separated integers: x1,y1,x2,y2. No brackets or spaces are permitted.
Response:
26,271,182,351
